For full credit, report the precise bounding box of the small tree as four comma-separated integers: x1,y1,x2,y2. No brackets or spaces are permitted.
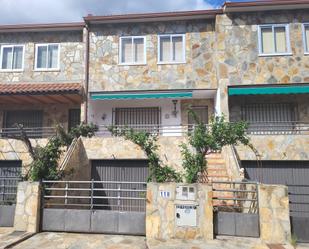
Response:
181,111,252,183
13,123,98,181
108,126,182,183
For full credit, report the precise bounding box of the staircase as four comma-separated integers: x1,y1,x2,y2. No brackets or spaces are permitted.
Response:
202,152,230,182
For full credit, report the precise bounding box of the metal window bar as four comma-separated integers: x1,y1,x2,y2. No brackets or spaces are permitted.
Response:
42,180,147,212
212,181,259,214
0,127,56,139
0,177,21,205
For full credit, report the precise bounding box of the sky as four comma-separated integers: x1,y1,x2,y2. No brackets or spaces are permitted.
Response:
0,0,250,25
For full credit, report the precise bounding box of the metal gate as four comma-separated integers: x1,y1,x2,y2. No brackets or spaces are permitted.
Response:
244,160,309,242
0,160,22,227
213,181,260,238
42,160,148,235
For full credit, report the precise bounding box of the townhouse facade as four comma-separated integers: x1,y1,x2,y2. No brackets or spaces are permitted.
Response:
0,0,308,241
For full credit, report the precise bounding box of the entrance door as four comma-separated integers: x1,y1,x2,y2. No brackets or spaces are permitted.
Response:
243,160,309,242
0,160,21,227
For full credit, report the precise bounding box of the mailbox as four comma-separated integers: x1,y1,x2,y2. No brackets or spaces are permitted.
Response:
175,204,197,227
176,185,196,201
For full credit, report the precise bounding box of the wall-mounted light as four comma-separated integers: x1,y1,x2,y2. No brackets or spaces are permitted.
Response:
172,99,178,117
101,113,107,120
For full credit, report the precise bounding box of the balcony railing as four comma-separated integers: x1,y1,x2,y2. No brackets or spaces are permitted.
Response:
246,122,309,135
0,122,307,139
0,127,56,139
96,122,309,137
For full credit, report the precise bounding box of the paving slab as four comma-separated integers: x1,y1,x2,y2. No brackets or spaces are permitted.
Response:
147,236,309,249
10,232,147,249
0,228,32,249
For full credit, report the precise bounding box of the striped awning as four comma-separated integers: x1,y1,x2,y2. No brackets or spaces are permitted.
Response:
228,85,309,96
90,91,193,100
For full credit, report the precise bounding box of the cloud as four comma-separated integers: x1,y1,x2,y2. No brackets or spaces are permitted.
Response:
0,0,215,24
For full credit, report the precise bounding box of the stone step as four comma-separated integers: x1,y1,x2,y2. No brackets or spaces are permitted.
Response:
206,153,222,159
206,158,225,164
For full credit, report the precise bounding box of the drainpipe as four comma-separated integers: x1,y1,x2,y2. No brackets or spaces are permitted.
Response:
83,23,90,124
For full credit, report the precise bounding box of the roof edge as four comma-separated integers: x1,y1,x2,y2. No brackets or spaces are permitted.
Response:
84,9,222,24
0,22,85,33
223,0,309,13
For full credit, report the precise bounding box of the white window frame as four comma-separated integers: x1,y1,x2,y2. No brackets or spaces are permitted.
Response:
302,23,309,55
0,44,25,72
257,24,292,56
157,34,186,64
34,43,60,71
119,36,146,65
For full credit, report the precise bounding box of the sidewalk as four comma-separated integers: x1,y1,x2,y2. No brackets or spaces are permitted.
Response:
147,236,309,249
0,228,33,249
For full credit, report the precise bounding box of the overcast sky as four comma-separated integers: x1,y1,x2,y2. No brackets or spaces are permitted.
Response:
0,0,248,24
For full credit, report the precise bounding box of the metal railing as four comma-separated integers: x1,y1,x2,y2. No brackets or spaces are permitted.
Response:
42,180,147,212
0,127,56,139
212,180,259,214
246,122,309,135
97,122,309,137
0,177,21,205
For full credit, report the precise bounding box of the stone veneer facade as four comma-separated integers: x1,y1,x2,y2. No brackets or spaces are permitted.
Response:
88,20,217,92
0,31,85,83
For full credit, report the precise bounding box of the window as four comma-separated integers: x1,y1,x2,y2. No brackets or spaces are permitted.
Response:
0,45,24,71
113,107,161,132
241,103,297,133
158,34,185,63
35,43,60,70
258,24,291,55
3,110,43,138
303,24,309,54
119,36,146,65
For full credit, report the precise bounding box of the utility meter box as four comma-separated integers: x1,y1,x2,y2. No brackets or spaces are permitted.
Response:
176,185,196,201
175,204,197,227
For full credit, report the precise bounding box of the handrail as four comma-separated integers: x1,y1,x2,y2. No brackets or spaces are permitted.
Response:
231,145,244,177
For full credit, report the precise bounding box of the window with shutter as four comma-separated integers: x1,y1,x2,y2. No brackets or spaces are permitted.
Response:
258,24,290,55
119,36,146,64
35,43,60,70
0,45,24,70
303,24,309,54
158,34,185,64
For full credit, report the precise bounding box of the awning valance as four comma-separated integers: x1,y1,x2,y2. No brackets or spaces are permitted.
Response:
91,91,193,100
228,85,309,96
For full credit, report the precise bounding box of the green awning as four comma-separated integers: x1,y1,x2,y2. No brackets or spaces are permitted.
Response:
91,91,193,100
229,85,309,96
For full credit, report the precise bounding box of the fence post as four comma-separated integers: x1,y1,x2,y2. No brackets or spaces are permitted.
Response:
117,183,121,211
90,179,94,210
65,181,68,205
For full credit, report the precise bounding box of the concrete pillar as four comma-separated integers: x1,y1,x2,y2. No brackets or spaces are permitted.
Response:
258,184,291,244
146,183,213,241
14,182,41,233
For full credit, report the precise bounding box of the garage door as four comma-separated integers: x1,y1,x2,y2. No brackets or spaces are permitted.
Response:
243,160,309,242
42,160,148,235
0,160,22,227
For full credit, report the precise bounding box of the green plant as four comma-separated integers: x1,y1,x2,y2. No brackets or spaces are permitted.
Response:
14,123,98,181
108,126,182,183
290,234,298,249
181,110,252,183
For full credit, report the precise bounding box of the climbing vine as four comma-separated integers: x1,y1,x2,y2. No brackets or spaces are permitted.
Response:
181,110,252,183
13,123,98,181
108,126,182,183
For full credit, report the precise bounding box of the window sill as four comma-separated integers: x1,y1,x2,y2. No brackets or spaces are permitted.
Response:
118,63,147,66
0,69,24,73
33,68,61,72
157,61,186,65
304,52,309,55
258,53,293,57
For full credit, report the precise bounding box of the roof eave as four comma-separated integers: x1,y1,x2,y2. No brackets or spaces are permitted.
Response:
0,22,85,33
223,1,309,13
84,10,221,24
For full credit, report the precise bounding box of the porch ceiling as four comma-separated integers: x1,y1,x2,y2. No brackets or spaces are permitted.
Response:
0,83,84,104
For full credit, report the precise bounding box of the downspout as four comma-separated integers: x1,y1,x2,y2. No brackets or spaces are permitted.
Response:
83,22,90,124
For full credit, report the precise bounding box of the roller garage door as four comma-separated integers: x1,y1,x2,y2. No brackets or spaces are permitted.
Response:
244,160,309,242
